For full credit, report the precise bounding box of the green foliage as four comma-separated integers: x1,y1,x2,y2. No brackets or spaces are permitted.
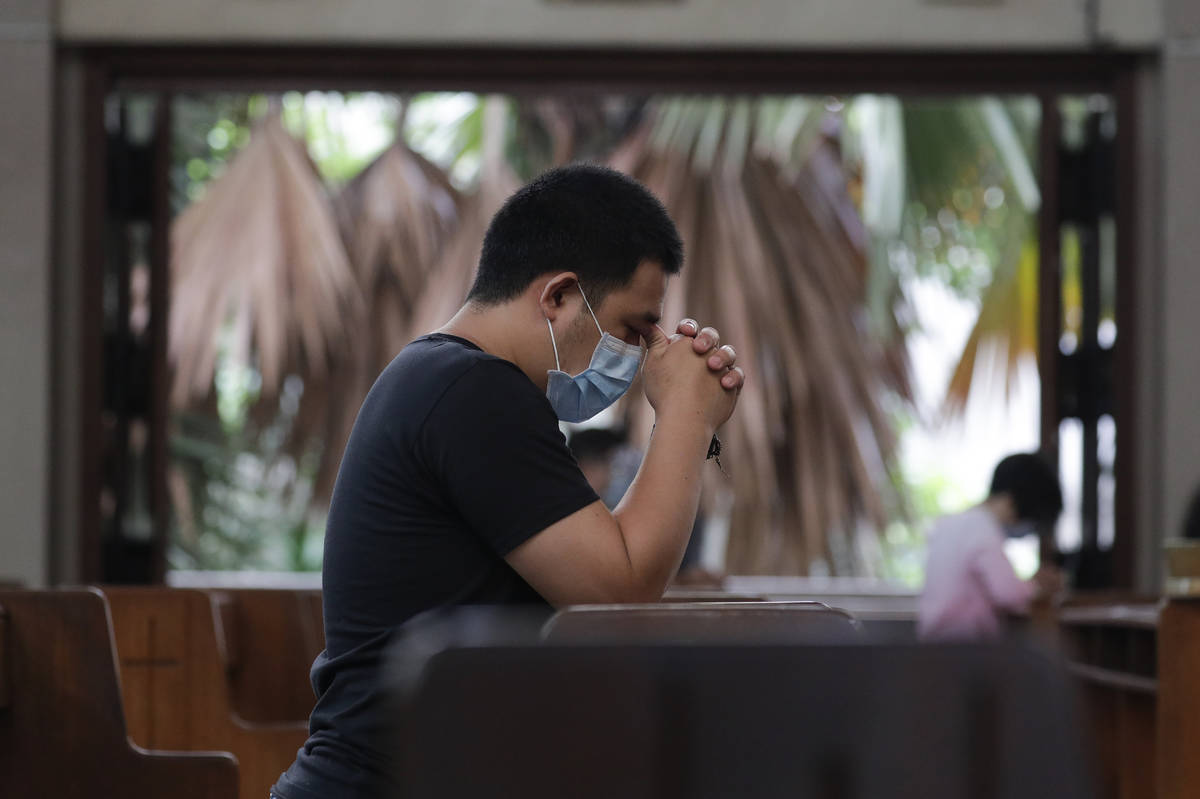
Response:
281,91,399,185
404,92,485,187
893,98,1038,303
876,406,974,587
169,383,325,572
171,93,259,214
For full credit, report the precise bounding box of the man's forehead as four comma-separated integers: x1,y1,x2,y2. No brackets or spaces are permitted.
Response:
623,261,668,319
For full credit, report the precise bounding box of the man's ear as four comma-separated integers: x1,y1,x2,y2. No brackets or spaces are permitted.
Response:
537,272,579,321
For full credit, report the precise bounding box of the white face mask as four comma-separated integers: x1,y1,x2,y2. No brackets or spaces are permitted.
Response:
544,286,645,423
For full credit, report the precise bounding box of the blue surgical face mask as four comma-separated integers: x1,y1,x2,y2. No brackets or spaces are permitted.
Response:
545,286,645,423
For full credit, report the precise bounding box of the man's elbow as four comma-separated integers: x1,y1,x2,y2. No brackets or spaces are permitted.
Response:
559,575,665,606
622,583,667,604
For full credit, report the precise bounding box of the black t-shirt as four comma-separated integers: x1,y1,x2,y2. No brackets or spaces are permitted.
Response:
274,334,598,799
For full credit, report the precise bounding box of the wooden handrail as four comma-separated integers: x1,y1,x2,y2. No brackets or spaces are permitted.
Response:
1058,603,1163,629
1067,662,1158,695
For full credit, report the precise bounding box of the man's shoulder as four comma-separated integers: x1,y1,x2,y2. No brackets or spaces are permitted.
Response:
384,335,529,394
384,335,547,424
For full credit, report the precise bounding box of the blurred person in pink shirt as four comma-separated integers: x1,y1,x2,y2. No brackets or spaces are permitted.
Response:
918,453,1064,641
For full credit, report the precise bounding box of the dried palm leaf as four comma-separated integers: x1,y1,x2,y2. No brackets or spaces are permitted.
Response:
303,140,465,500
406,96,521,341
942,238,1039,417
612,98,911,575
169,112,361,409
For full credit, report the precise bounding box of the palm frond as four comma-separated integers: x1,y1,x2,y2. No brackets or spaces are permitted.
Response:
941,239,1039,418
303,140,465,500
406,96,522,341
614,97,912,575
894,98,1040,418
169,112,361,410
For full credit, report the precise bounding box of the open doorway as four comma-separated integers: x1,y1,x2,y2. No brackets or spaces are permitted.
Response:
77,49,1139,587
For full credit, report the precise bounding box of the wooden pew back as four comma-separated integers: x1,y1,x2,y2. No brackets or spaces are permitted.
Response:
542,601,861,643
0,588,237,798
710,576,921,641
389,635,1092,799
207,588,323,723
1157,598,1200,799
102,586,309,799
1057,600,1161,799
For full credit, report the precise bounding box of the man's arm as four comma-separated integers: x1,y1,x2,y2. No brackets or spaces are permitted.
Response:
505,323,741,606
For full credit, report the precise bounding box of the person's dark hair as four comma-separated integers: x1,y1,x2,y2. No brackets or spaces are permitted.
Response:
1184,486,1200,540
989,453,1064,525
567,427,627,464
468,164,683,305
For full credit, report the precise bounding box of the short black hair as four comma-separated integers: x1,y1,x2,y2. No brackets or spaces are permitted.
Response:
989,453,1064,525
468,164,683,305
567,427,627,463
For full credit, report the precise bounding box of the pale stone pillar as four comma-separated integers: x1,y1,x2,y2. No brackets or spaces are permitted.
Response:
1157,1,1200,580
0,0,53,585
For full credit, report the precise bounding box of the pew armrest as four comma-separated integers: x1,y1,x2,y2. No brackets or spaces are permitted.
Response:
1066,661,1158,694
228,721,309,798
232,718,310,739
130,747,239,799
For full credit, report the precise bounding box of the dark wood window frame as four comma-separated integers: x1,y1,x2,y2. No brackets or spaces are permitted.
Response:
69,45,1149,585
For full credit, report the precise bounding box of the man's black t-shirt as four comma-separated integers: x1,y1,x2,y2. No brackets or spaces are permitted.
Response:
273,334,598,799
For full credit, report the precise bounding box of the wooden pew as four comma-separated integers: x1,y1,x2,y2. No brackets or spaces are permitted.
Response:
542,600,861,643
387,619,1092,799
1058,600,1162,799
206,588,323,723
0,588,238,797
102,586,310,799
718,575,920,641
1156,597,1200,799
661,585,768,603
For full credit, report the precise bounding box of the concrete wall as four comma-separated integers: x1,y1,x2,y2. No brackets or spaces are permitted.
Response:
1133,58,1165,591
1159,1,1200,556
0,0,53,585
49,54,87,585
58,0,1161,49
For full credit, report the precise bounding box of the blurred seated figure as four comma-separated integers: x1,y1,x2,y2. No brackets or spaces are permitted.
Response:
1184,485,1200,540
567,427,634,509
569,427,721,587
918,453,1064,641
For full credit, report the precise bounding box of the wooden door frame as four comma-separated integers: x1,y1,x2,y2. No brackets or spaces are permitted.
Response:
69,45,1150,585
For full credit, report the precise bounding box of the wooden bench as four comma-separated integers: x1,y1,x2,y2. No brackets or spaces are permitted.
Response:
1157,597,1200,799
0,588,237,797
1057,600,1162,799
387,617,1091,799
101,586,310,799
206,588,323,723
1052,593,1200,798
661,587,769,603
542,600,861,643
716,575,920,641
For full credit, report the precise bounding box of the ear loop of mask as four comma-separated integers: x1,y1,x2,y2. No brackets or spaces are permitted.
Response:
545,317,562,371
576,286,605,337
545,284,604,372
